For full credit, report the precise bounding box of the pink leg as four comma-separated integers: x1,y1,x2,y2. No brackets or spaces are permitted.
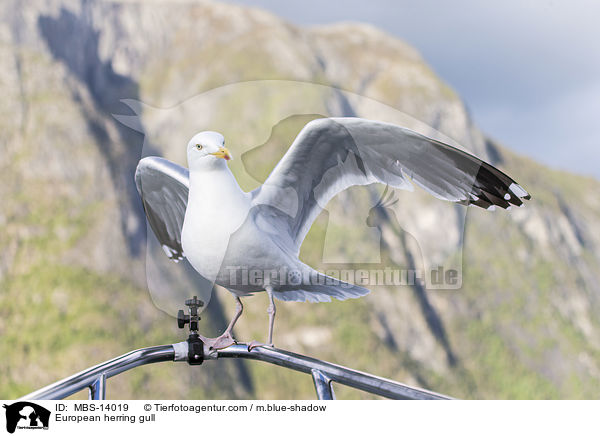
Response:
200,296,243,351
248,286,276,351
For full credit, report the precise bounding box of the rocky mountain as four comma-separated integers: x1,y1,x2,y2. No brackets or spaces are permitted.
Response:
1,0,599,399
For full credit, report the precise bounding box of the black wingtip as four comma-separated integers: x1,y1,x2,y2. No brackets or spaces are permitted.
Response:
468,165,531,211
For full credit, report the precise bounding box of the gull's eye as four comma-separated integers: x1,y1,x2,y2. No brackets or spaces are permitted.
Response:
196,144,203,150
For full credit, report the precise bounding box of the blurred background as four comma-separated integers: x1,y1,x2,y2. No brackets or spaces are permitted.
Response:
1,0,599,399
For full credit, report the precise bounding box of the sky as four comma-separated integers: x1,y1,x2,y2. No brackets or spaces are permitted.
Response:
230,0,600,180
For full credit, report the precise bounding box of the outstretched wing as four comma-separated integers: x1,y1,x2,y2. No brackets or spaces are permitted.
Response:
135,156,189,262
252,117,531,251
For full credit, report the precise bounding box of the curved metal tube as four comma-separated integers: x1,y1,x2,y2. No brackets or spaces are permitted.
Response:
19,345,175,400
217,345,451,400
19,342,452,400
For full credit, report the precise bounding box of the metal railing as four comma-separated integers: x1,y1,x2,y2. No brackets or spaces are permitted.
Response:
20,298,452,400
19,342,452,400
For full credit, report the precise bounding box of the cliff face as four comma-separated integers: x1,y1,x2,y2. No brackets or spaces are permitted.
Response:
1,0,600,399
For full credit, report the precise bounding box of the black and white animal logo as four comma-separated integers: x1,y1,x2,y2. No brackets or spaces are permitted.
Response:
3,402,50,433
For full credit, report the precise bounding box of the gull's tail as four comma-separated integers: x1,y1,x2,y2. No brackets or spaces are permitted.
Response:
273,271,370,303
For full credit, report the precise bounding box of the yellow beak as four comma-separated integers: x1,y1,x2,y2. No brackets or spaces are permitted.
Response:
210,146,232,161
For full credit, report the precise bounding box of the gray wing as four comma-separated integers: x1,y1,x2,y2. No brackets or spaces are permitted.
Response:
135,156,189,262
252,117,531,251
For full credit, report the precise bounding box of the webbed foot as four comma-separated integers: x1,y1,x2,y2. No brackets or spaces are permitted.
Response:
199,331,236,351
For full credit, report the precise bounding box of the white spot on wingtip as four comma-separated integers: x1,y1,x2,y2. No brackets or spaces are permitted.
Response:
161,244,172,257
504,193,511,200
509,182,528,198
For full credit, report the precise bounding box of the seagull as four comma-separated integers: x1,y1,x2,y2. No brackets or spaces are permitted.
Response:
135,117,530,350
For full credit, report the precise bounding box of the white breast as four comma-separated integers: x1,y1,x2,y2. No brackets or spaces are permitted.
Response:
181,167,251,282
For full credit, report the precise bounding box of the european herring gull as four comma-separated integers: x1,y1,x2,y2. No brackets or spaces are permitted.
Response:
135,117,530,350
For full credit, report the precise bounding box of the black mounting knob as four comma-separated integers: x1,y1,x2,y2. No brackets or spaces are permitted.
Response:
177,310,189,329
185,296,204,309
